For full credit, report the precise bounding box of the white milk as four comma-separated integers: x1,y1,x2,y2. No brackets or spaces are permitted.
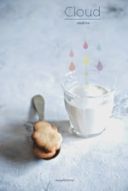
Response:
64,84,114,137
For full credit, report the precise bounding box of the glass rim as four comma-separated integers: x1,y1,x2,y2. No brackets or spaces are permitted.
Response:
62,71,115,99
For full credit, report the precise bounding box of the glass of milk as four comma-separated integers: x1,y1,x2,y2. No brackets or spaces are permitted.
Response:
62,71,114,137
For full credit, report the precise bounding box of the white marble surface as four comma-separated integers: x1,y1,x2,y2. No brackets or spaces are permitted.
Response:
0,0,128,190
0,118,128,191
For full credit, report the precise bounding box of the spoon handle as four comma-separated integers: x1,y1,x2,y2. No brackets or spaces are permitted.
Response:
32,95,45,121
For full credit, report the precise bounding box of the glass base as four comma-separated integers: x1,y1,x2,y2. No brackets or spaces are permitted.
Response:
70,125,106,138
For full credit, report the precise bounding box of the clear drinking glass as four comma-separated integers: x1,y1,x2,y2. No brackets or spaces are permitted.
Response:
62,71,114,137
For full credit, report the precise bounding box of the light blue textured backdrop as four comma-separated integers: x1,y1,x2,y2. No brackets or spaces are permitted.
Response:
0,0,128,122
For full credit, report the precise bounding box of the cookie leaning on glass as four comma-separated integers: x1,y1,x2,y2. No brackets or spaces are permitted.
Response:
31,95,62,160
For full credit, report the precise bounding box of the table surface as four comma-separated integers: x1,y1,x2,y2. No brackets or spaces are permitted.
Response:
0,0,128,190
0,118,128,191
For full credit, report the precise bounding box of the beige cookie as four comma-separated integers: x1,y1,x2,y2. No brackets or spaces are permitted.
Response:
32,121,62,158
33,143,60,159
